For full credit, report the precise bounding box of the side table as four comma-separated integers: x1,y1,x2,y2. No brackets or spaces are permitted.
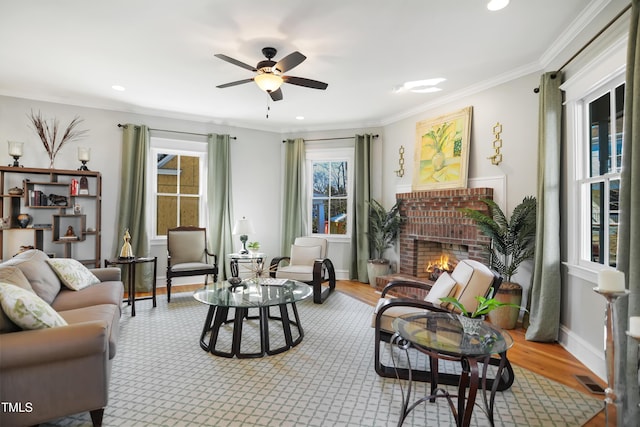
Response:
228,252,265,278
105,256,157,316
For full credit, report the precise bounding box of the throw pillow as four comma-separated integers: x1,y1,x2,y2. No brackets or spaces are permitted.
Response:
424,272,457,305
289,245,322,266
46,258,101,291
0,266,34,333
2,249,61,304
0,282,67,330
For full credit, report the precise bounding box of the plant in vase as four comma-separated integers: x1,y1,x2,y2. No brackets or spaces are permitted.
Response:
440,287,523,335
28,110,88,168
247,241,260,253
366,199,403,288
422,121,459,171
459,196,536,329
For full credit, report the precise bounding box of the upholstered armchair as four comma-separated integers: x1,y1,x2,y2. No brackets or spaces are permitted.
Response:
372,259,515,391
269,236,336,304
166,226,218,302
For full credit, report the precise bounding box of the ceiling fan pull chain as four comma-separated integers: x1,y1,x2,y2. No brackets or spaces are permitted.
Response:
266,97,271,119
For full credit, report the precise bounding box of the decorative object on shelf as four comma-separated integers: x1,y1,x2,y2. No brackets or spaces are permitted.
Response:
232,217,254,254
119,229,134,259
28,110,88,168
79,176,89,195
77,147,90,170
48,194,68,206
70,178,79,195
1,217,9,229
73,203,81,214
65,226,76,237
8,141,24,167
394,145,405,177
247,241,260,253
488,122,503,165
8,186,23,195
413,106,472,191
16,213,32,228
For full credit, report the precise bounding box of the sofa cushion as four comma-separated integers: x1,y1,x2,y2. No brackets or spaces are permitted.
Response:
0,282,68,330
0,266,34,333
59,304,120,359
46,258,100,291
52,281,124,312
2,249,61,304
424,272,456,306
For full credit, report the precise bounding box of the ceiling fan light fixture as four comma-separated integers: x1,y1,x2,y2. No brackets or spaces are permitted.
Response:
254,73,283,92
487,0,509,11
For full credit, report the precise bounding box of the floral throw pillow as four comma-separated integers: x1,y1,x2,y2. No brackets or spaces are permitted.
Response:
0,282,67,329
46,258,100,291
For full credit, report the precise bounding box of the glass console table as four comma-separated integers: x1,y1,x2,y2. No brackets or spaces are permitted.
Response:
392,312,513,426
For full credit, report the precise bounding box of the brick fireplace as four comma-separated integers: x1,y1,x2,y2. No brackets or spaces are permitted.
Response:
396,187,493,280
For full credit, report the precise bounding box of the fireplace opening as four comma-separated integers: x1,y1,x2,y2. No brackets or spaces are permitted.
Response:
418,241,469,280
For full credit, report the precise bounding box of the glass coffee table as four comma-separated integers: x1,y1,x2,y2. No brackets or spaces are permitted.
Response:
193,278,312,358
392,312,513,427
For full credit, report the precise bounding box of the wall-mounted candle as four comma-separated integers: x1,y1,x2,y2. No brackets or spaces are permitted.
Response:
77,147,91,162
629,317,640,336
8,141,23,157
597,269,625,292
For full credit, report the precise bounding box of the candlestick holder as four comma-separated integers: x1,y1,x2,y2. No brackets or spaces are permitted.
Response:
593,287,630,426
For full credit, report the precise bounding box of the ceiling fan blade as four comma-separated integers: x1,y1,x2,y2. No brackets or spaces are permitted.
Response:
269,88,283,101
214,54,257,72
216,78,254,89
283,76,328,90
274,51,306,73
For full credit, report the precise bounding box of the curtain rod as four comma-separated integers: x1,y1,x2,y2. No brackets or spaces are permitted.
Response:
533,3,632,93
281,134,379,143
117,123,236,139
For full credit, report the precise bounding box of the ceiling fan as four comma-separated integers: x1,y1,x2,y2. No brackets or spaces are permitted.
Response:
214,47,328,101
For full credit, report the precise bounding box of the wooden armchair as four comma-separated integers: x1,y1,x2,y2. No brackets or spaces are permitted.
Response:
166,226,218,302
372,259,515,391
269,236,336,304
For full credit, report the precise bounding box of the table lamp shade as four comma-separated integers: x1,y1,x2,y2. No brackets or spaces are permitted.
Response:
233,217,254,235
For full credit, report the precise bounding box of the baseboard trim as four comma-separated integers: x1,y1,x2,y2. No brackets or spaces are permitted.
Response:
558,323,605,380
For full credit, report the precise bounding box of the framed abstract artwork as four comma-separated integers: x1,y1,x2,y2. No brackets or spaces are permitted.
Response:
412,106,473,191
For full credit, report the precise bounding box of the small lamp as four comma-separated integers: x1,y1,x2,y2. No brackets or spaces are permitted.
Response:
8,141,24,167
77,147,90,171
233,216,255,254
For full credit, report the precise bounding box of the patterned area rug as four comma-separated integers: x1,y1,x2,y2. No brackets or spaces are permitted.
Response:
46,290,603,426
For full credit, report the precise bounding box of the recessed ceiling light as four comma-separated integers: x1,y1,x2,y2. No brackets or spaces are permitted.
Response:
296,116,305,120
487,0,509,11
111,85,126,91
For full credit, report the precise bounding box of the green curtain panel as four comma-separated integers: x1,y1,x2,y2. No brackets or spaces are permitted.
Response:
350,134,372,282
116,124,152,291
618,1,640,423
281,138,307,255
207,134,234,281
525,72,563,342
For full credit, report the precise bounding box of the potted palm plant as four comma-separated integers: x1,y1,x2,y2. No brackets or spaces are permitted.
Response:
459,196,537,329
367,199,403,288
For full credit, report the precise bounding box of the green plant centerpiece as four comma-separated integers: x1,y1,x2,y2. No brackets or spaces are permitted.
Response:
459,196,537,329
366,199,403,287
247,241,260,253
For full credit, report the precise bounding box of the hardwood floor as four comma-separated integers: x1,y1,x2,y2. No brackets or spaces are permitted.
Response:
131,280,607,426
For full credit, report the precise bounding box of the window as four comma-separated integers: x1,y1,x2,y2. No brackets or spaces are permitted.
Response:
306,147,353,237
149,138,207,239
579,80,624,267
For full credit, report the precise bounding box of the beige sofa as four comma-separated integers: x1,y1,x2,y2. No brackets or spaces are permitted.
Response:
0,249,124,427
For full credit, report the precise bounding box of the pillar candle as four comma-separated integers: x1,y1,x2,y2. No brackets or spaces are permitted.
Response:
597,270,625,292
630,317,640,336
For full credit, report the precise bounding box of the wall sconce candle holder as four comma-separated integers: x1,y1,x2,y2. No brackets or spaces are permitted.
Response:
487,122,503,165
8,141,24,167
394,145,405,177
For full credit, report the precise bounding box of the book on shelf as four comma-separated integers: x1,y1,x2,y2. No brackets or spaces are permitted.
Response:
32,223,52,229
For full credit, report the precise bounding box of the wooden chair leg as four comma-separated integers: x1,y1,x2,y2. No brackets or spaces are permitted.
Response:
90,408,104,426
167,277,172,303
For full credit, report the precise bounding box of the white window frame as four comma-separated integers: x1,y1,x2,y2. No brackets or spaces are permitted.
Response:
148,137,208,242
305,145,354,240
562,34,627,282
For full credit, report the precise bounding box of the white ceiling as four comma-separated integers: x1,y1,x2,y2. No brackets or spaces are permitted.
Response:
0,0,622,132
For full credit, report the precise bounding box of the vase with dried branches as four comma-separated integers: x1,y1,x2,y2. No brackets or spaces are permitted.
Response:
28,110,89,168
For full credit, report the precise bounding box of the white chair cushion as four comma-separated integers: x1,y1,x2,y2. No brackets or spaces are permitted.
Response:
289,245,321,266
275,265,313,282
169,262,213,272
371,297,426,331
424,272,457,305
